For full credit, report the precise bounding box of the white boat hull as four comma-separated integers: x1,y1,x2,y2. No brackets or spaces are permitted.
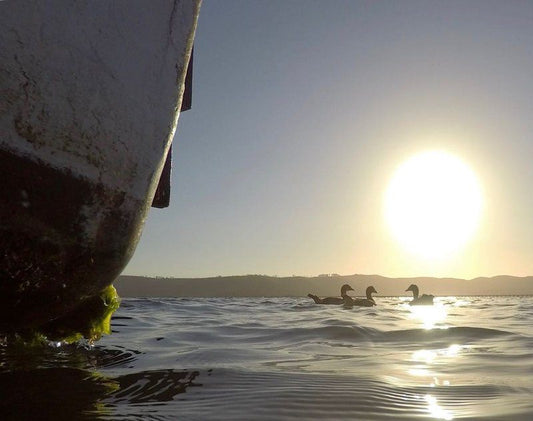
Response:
0,0,200,333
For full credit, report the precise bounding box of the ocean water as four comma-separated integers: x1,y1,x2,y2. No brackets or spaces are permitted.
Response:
1,296,532,420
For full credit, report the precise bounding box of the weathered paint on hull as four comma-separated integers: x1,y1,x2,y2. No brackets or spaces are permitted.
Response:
0,0,200,333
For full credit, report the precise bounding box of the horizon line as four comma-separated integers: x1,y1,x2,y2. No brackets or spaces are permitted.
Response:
120,273,533,281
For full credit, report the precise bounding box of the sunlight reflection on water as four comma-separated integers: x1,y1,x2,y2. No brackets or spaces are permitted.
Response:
411,344,465,365
405,301,466,421
2,297,532,420
425,394,454,420
406,337,470,420
412,348,437,364
408,301,448,329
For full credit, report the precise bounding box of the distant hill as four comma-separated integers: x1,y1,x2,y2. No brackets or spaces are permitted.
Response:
115,274,533,297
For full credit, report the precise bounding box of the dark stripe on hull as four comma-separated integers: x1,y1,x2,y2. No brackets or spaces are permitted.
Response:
0,148,146,332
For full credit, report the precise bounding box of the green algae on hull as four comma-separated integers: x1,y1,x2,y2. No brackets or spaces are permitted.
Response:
41,285,121,344
2,285,121,345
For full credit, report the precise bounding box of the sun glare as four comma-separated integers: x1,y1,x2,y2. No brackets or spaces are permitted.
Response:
408,302,448,330
384,151,482,259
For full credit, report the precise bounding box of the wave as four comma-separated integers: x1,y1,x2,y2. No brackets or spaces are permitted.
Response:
378,326,513,344
2,296,533,421
2,363,530,421
223,324,516,347
112,367,529,421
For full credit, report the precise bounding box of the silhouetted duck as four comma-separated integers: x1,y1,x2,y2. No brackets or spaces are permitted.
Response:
307,284,354,305
344,286,377,307
406,284,434,305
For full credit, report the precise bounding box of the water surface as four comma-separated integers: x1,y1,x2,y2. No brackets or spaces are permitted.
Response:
1,296,532,420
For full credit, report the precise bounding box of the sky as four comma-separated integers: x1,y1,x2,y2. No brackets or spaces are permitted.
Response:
125,0,533,279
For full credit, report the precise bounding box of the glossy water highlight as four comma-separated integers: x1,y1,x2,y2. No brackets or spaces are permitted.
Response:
1,296,532,420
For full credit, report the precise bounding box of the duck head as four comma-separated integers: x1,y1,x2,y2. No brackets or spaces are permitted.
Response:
366,286,377,299
340,284,354,296
405,284,419,298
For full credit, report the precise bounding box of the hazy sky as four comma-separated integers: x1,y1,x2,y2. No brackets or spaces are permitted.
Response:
124,0,533,279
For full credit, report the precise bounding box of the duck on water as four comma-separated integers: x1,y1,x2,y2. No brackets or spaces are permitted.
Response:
406,284,434,305
307,284,354,305
343,286,378,307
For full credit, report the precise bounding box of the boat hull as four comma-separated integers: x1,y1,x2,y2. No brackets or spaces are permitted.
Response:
0,0,200,333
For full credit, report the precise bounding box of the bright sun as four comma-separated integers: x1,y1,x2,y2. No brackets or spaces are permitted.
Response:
384,150,482,259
